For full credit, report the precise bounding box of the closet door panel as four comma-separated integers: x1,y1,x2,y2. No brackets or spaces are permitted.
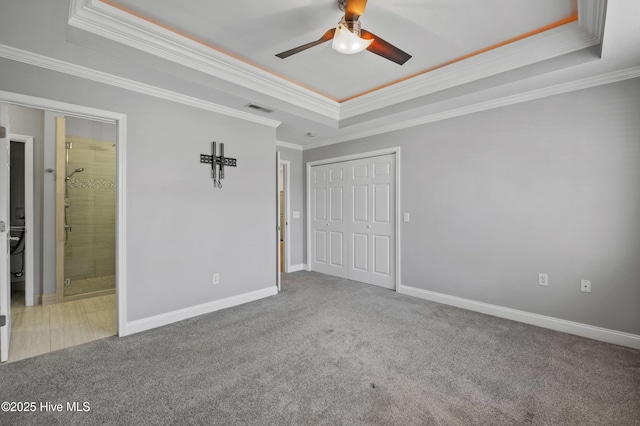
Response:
330,232,344,267
373,183,391,224
314,230,327,264
314,187,327,221
352,233,369,271
312,154,394,287
369,155,395,289
373,235,391,276
310,163,347,278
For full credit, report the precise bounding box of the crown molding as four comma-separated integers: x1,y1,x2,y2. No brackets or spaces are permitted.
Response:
68,0,607,124
304,66,640,150
276,140,303,151
0,43,281,128
578,0,607,42
340,0,606,120
68,0,339,121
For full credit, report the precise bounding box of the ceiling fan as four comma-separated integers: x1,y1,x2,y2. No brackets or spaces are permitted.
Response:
276,0,412,65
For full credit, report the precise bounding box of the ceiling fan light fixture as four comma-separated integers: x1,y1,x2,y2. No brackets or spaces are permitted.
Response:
332,21,373,55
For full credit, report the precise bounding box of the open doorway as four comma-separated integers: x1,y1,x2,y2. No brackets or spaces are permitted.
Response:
278,159,290,273
0,96,126,363
9,135,35,309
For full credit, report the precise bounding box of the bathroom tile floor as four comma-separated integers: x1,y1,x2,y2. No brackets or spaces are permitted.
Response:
6,291,116,363
64,275,116,297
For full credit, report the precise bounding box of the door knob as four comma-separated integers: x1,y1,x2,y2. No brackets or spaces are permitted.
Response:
366,225,372,228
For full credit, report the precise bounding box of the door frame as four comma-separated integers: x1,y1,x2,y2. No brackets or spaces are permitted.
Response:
1,104,11,362
276,152,281,291
306,147,401,290
279,159,291,273
0,89,128,337
9,134,35,306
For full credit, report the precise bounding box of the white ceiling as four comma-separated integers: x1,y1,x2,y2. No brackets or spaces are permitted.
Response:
66,0,640,148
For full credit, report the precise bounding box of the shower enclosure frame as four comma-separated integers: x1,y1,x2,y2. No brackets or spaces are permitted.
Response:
55,117,66,303
63,139,85,245
55,122,118,304
57,131,116,300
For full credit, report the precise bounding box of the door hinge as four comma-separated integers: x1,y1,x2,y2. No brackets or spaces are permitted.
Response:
66,141,72,149
0,221,5,232
0,126,6,139
0,315,6,327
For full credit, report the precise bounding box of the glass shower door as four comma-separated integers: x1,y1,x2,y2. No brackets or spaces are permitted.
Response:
62,132,116,299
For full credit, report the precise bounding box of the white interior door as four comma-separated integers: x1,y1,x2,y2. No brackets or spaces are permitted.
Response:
347,158,372,284
347,155,395,289
0,105,12,362
310,163,347,278
310,154,395,289
368,155,395,288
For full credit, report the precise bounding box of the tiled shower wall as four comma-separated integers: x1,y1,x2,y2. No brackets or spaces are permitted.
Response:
64,137,116,296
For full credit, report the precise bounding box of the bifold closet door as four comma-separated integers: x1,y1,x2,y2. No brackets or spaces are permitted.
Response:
347,155,395,289
310,154,395,289
310,163,348,278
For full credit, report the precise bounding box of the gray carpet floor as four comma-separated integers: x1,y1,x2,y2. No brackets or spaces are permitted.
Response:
1,271,638,425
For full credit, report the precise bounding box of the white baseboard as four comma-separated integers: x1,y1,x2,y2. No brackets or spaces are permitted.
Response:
288,264,307,273
398,284,640,350
122,286,278,336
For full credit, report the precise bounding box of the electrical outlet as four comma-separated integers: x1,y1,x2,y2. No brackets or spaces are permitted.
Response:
538,273,548,286
213,273,220,285
581,279,591,293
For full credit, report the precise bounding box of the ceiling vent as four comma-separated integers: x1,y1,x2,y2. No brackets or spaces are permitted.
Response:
245,103,274,113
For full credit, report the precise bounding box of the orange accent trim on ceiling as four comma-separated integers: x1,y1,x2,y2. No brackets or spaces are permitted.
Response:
99,0,341,102
99,0,578,105
339,12,579,102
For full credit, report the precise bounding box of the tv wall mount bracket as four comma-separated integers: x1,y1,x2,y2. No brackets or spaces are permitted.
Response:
200,141,237,188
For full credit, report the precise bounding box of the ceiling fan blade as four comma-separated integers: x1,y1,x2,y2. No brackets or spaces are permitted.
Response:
276,28,336,59
361,29,412,65
345,0,368,21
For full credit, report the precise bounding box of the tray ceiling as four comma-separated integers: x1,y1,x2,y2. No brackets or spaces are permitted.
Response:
101,0,577,101
65,0,614,145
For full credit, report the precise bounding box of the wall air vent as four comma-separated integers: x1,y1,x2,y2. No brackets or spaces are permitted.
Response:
245,103,274,114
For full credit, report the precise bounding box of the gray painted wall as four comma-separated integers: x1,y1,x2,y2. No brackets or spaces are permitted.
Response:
0,57,277,321
304,78,640,335
7,106,45,295
277,146,304,268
